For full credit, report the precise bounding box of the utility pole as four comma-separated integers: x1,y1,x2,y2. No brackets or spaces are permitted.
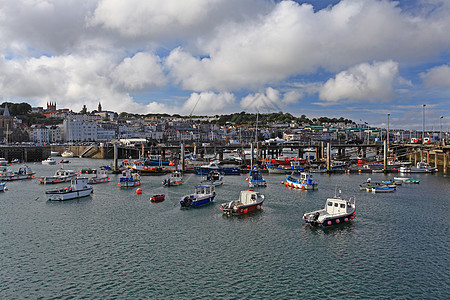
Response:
440,116,444,146
387,113,390,152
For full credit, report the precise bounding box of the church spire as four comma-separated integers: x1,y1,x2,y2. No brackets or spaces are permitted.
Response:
98,102,102,112
3,103,10,117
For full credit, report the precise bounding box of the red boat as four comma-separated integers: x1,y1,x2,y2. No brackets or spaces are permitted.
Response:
271,157,306,166
221,190,264,215
151,194,165,202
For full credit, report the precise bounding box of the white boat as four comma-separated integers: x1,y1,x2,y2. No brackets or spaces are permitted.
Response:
118,170,141,188
399,161,437,173
0,182,6,192
303,192,356,227
0,158,8,165
45,177,93,201
42,157,57,165
394,177,420,184
221,189,264,215
201,170,224,186
284,172,318,190
0,165,35,181
38,168,77,184
50,151,59,157
87,169,110,184
180,184,216,208
61,150,74,158
162,170,183,186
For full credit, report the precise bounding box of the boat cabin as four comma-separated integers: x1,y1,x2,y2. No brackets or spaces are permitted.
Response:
325,197,354,215
239,190,260,205
300,172,313,182
195,185,215,195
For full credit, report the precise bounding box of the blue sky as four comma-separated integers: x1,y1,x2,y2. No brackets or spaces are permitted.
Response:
0,0,449,131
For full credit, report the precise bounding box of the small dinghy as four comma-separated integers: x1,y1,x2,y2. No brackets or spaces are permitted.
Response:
151,194,165,202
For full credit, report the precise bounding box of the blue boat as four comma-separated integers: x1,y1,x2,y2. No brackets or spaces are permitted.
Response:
180,184,216,208
194,161,240,176
247,169,266,187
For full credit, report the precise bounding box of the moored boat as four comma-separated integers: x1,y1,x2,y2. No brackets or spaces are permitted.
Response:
399,161,437,173
162,170,183,186
246,169,266,187
180,184,216,208
61,150,74,158
87,169,110,184
45,177,93,201
0,182,6,192
303,192,356,227
201,170,224,186
368,187,396,193
394,177,420,184
38,168,77,184
221,189,264,215
118,170,141,188
42,157,57,165
284,172,318,190
0,165,35,181
150,194,165,202
194,161,240,175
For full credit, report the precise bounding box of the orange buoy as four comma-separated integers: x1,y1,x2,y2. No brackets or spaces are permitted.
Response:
244,208,248,214
136,188,142,195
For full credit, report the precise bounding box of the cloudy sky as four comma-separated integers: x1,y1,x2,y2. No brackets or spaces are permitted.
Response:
0,0,449,130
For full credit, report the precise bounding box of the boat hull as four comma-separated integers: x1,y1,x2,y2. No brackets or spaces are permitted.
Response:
46,187,93,201
195,167,240,175
118,180,141,188
222,200,264,215
180,195,215,208
88,176,110,184
305,212,356,227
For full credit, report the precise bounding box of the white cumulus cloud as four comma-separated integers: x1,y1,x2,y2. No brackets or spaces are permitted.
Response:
420,64,450,88
319,60,399,102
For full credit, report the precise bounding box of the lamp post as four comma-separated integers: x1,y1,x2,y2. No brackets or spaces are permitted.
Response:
440,116,443,145
422,104,426,143
387,113,390,150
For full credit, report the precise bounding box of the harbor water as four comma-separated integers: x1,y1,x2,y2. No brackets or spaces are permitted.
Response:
1,159,449,299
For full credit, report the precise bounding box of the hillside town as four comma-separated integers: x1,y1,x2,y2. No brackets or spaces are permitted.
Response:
0,102,445,147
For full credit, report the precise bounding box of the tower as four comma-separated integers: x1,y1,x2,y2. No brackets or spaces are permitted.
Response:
98,102,102,112
47,102,56,111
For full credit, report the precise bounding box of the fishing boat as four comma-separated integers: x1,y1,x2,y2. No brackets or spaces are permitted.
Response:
0,158,8,165
266,160,304,174
368,187,396,193
162,170,183,186
38,168,77,184
61,150,74,158
126,161,168,175
201,170,224,186
150,194,165,202
118,170,141,188
394,177,420,184
45,177,93,201
42,157,57,165
194,161,240,175
284,172,318,190
246,168,266,187
221,189,265,215
399,161,437,173
302,191,356,227
0,182,6,192
0,165,35,181
180,184,216,208
87,169,110,184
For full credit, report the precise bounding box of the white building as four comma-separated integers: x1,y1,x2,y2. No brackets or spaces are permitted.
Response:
63,117,99,142
48,125,62,143
30,125,49,144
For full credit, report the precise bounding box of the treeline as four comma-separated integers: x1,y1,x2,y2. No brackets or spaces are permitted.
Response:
0,102,61,126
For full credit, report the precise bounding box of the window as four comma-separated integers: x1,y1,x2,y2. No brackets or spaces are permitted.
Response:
340,204,345,208
334,203,338,207
328,202,332,206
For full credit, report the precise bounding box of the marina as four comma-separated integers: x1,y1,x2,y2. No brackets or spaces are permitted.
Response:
0,158,448,299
